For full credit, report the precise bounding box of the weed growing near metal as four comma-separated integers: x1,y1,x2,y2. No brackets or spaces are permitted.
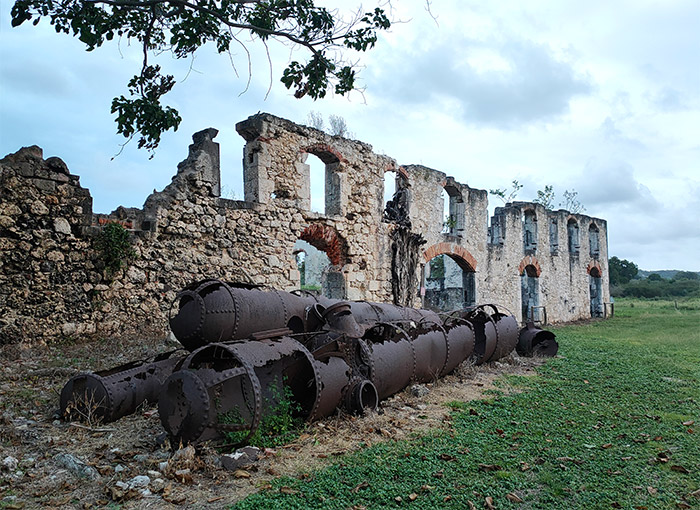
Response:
221,379,304,449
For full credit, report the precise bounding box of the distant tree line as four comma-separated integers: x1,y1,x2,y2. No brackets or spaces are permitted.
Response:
609,256,700,298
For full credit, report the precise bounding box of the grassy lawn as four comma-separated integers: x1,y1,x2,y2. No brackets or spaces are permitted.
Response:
232,298,700,510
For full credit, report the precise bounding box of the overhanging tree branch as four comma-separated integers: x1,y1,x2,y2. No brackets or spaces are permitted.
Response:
11,0,391,153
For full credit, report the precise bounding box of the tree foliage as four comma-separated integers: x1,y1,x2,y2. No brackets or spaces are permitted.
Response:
614,277,700,299
674,270,699,281
328,113,350,137
560,189,586,214
490,180,523,204
307,110,352,137
11,0,390,153
609,256,639,286
533,185,555,209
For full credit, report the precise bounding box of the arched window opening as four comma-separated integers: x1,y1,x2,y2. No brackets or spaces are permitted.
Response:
567,219,580,255
423,254,475,312
307,154,325,214
589,266,603,318
521,264,540,323
523,210,537,253
549,217,559,255
589,223,600,258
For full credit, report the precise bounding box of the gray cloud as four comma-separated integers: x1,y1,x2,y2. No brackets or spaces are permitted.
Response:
649,86,690,112
371,37,591,128
573,160,660,212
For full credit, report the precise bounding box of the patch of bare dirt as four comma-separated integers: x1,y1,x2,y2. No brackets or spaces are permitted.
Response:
0,338,545,509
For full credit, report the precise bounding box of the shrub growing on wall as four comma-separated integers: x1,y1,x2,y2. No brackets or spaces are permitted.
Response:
94,223,135,276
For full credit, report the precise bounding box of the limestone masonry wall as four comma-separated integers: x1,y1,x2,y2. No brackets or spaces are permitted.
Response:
0,113,610,345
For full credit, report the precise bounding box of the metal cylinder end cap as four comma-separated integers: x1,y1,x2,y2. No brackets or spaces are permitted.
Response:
159,370,211,445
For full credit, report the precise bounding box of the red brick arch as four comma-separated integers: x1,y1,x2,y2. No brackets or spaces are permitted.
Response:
422,243,477,272
299,223,347,266
518,255,542,277
587,259,603,277
301,143,346,164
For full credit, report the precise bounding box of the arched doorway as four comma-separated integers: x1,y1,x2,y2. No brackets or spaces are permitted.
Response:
297,223,348,299
421,244,477,312
589,265,603,318
423,254,476,312
521,264,540,323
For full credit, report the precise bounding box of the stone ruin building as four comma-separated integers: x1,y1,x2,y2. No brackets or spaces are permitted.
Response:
0,113,610,345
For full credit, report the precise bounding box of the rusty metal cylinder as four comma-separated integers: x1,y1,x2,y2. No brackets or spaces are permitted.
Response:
467,309,498,365
363,320,476,400
440,322,476,376
169,279,443,351
487,307,521,362
159,338,320,445
364,324,416,400
347,301,439,327
60,352,184,424
516,323,558,357
412,324,448,381
345,379,379,415
169,279,320,351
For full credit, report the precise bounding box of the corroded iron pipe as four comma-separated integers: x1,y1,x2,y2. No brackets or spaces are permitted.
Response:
62,280,533,448
160,303,489,445
60,350,185,423
168,279,441,351
516,322,558,357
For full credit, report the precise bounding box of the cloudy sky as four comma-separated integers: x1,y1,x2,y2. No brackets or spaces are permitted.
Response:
1,0,699,271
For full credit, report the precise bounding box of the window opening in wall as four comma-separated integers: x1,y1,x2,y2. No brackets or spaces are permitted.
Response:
294,250,307,287
308,154,325,214
589,223,600,258
520,265,540,323
589,267,603,317
567,218,580,255
383,171,410,225
488,208,506,245
383,170,396,208
441,188,451,233
549,217,559,254
523,210,537,254
220,133,244,201
423,254,475,312
441,185,464,236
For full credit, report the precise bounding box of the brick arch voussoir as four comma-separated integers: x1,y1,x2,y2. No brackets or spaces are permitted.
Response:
299,223,347,267
518,255,542,277
301,143,346,164
587,259,603,277
422,243,477,272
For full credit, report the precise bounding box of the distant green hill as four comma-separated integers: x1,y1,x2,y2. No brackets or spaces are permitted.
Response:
637,270,700,280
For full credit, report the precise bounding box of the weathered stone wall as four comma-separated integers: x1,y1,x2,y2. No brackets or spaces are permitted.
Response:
0,113,609,345
481,202,610,322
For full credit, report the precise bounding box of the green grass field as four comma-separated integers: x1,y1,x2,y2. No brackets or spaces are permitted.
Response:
232,298,700,509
